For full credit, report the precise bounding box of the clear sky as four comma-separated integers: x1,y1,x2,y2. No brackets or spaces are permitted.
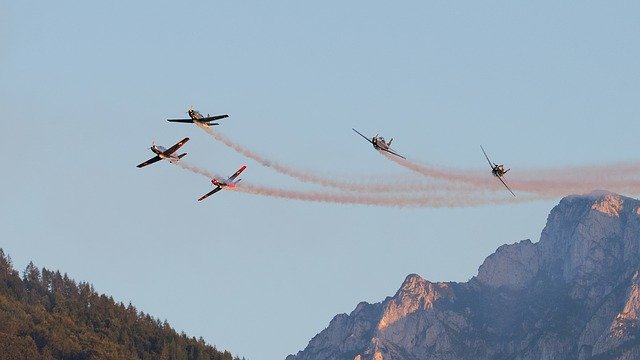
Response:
1,2,639,359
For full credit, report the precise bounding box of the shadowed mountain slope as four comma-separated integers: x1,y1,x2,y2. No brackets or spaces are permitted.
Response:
288,191,640,360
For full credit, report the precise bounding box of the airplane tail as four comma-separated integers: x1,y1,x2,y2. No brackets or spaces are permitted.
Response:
388,138,393,146
504,168,510,174
178,153,187,159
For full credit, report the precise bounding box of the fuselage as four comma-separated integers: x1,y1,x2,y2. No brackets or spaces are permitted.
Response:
151,145,167,156
188,109,203,120
492,165,509,177
188,109,212,128
151,144,180,161
212,179,239,189
372,137,390,151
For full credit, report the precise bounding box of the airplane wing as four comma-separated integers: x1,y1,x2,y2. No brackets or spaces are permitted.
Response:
352,128,374,145
480,145,494,168
136,156,162,168
382,148,406,160
497,176,516,197
227,165,247,182
162,137,190,155
167,119,195,123
197,186,222,201
202,114,229,122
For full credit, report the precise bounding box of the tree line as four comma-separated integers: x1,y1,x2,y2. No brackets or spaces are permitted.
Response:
0,248,243,360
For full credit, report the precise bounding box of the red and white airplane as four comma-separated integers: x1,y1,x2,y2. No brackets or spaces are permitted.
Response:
167,106,229,128
197,165,247,201
136,137,189,168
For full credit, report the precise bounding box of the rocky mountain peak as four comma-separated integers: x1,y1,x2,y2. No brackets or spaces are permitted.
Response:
289,192,640,360
378,274,453,331
477,191,640,291
591,192,624,217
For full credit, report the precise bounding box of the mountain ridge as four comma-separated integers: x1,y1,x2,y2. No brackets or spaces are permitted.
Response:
288,191,640,360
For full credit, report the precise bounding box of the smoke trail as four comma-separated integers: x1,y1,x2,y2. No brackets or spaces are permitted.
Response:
201,128,489,194
174,159,543,207
383,152,640,196
175,160,223,180
381,152,487,186
232,183,535,208
200,127,640,199
174,158,640,208
202,127,382,191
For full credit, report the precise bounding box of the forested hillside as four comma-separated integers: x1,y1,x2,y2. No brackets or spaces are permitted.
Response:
0,249,242,360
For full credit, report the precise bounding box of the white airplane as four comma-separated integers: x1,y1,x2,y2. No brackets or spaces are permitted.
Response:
352,128,406,159
136,137,189,168
198,165,247,201
167,106,229,128
481,145,515,197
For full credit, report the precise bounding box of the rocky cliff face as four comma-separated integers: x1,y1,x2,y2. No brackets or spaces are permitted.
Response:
287,191,640,360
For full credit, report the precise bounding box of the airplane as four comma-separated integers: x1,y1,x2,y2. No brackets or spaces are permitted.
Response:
197,165,247,201
136,137,189,168
480,145,515,197
352,128,406,159
167,106,229,128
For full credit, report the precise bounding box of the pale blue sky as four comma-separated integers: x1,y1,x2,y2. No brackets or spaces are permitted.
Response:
1,2,639,359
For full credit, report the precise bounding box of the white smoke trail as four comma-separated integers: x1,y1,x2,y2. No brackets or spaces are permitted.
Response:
174,160,543,207
232,183,535,208
202,127,485,193
199,127,640,199
381,152,486,186
175,160,223,180
383,152,640,196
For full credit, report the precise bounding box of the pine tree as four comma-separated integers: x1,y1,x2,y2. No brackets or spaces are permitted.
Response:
0,249,245,360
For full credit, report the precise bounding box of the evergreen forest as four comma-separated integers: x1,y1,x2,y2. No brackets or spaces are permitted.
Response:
0,248,243,360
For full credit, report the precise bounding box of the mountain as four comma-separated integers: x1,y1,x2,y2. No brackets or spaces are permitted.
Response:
287,191,640,360
0,251,243,360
